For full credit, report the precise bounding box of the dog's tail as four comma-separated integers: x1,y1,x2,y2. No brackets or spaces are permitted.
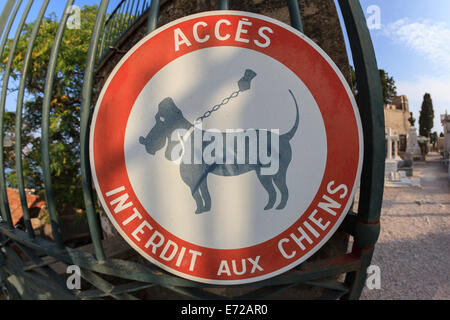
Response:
283,89,300,141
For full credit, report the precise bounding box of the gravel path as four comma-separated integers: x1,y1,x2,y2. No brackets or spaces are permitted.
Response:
360,153,450,300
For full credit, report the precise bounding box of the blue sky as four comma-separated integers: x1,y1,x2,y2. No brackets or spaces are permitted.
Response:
2,0,450,134
2,0,131,111
341,0,450,134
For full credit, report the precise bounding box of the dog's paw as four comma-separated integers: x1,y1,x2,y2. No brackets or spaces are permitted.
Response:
195,207,209,214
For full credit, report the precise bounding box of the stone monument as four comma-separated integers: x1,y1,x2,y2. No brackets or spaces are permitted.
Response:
385,128,401,181
440,113,450,180
405,113,422,161
441,112,450,158
385,127,420,187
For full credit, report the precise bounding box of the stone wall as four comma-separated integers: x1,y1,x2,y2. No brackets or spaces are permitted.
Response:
93,0,354,299
384,107,410,135
384,95,411,152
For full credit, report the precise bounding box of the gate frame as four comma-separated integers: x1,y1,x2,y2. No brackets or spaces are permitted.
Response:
0,0,384,300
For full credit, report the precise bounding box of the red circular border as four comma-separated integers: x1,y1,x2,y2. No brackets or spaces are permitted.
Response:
91,12,361,283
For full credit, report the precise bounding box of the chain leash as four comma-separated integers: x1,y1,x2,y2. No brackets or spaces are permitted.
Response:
195,90,243,125
193,69,257,125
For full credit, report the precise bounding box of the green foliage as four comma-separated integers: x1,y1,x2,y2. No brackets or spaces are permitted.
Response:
379,69,397,104
418,93,435,138
350,67,397,104
0,5,98,209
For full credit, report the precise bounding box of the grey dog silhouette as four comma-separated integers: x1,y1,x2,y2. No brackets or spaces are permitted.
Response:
139,91,300,214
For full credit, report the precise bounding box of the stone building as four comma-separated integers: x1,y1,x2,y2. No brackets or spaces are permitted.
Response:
384,95,411,154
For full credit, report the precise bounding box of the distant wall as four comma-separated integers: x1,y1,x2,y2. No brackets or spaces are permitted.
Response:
384,95,411,152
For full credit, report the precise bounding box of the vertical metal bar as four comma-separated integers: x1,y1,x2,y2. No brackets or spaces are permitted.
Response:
107,15,117,46
146,0,160,34
0,0,30,228
133,0,141,20
114,1,126,40
98,26,107,61
41,0,74,248
102,19,113,56
217,0,229,10
106,12,118,48
142,0,149,12
124,0,136,29
118,0,131,36
286,0,304,33
0,0,16,43
337,0,384,299
104,0,126,51
15,0,50,238
137,0,144,16
114,1,126,41
80,0,110,262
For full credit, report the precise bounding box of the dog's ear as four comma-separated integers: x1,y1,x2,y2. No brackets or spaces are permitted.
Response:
158,97,182,118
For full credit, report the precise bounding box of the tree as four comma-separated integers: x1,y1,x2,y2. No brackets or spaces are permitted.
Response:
350,67,397,104
418,93,435,138
379,69,397,104
0,5,98,211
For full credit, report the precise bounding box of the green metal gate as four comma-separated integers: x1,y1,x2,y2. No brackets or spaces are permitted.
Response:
0,0,384,300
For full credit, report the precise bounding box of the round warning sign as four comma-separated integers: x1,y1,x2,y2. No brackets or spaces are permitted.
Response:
90,11,363,284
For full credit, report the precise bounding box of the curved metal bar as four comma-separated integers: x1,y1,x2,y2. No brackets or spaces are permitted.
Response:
147,0,160,34
15,0,50,239
337,0,384,299
0,0,23,60
0,0,31,228
0,0,23,225
286,0,304,32
0,223,360,290
218,0,229,10
80,0,110,262
41,0,74,248
0,0,16,43
338,2,384,224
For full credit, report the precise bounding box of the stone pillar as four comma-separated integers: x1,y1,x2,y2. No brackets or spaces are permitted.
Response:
393,139,398,159
385,128,399,180
386,128,393,160
392,131,401,160
405,126,423,161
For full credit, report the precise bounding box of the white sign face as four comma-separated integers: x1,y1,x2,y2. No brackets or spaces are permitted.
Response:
90,11,363,285
125,46,327,249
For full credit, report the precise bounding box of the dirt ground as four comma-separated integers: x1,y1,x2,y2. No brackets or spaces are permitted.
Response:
360,152,450,300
